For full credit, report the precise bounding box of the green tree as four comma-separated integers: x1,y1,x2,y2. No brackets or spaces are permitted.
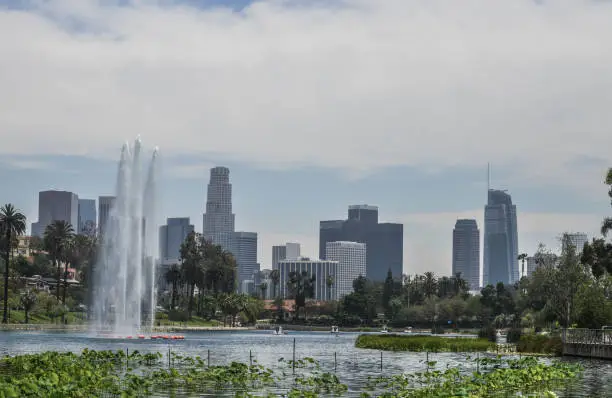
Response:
20,289,37,324
287,270,316,319
382,269,394,318
270,269,280,299
179,231,203,318
259,282,268,300
326,274,334,301
43,220,74,302
164,264,181,310
601,167,612,237
0,204,27,324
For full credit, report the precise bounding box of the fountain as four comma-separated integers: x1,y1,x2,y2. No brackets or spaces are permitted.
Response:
91,137,159,336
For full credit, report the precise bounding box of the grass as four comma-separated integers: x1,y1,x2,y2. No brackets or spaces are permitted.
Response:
355,334,496,352
517,334,563,356
3,310,86,325
155,316,222,327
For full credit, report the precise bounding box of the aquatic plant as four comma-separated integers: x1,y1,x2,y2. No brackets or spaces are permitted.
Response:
0,350,580,397
363,356,582,397
355,334,496,352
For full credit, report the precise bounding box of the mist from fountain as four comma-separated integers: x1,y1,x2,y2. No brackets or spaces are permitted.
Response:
92,138,159,336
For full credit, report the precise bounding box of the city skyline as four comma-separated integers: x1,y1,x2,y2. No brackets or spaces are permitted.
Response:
2,0,612,278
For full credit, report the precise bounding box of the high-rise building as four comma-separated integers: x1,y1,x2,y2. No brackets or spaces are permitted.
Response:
98,196,116,237
202,167,235,252
159,217,195,262
31,190,79,237
272,242,301,270
233,231,259,289
484,190,519,286
277,257,338,301
319,205,403,282
78,199,97,235
452,219,480,290
562,233,588,254
325,241,366,298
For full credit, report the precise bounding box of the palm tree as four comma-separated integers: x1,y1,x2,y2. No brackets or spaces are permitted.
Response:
0,204,27,324
43,220,75,301
270,269,280,298
423,272,438,298
259,282,268,300
165,264,181,310
180,232,203,318
518,253,528,279
326,274,334,301
601,167,612,236
287,270,316,319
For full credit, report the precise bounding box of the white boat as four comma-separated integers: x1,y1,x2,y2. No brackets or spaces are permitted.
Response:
403,327,413,333
331,326,340,335
273,326,287,335
380,326,389,334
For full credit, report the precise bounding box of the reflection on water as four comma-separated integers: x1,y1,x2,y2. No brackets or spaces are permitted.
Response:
0,330,610,397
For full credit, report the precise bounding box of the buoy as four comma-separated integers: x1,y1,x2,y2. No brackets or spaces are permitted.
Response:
126,336,133,339
138,335,145,339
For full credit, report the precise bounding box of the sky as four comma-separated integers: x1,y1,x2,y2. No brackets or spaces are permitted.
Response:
0,0,611,277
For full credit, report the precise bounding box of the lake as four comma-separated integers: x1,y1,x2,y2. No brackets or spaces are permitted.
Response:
1,329,611,396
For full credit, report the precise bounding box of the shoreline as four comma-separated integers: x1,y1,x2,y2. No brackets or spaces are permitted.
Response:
0,324,255,332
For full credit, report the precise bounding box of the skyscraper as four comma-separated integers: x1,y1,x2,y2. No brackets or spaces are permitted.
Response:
484,190,519,286
98,196,116,237
325,241,366,298
319,205,403,281
233,231,259,289
202,167,235,252
562,233,588,254
159,217,195,262
272,242,301,270
452,219,480,290
78,199,97,235
31,190,79,237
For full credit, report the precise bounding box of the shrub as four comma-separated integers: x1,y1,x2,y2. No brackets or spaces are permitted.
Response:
478,326,496,342
506,328,522,343
517,334,563,356
355,334,495,352
168,310,189,322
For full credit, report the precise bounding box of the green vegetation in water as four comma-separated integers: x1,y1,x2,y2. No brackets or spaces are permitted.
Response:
363,356,582,397
517,334,563,356
355,334,495,352
0,350,581,397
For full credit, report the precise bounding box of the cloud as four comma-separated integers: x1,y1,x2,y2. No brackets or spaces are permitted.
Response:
0,157,56,171
398,209,604,277
1,0,612,190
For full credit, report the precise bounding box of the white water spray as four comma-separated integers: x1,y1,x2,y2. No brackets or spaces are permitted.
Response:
92,138,159,335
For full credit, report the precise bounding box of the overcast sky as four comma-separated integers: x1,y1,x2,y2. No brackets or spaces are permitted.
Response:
1,0,611,277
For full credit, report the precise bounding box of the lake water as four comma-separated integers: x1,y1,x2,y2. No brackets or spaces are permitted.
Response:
1,330,611,396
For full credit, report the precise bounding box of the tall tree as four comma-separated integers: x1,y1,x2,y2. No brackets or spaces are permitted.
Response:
287,270,315,319
0,204,27,324
180,231,203,318
382,269,394,318
270,269,280,298
423,272,438,298
165,264,181,310
601,167,612,237
43,220,75,301
326,274,334,301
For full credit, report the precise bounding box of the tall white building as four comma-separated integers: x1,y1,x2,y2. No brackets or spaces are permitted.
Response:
562,233,588,254
325,241,366,298
277,258,338,301
272,242,301,270
31,190,79,237
202,167,235,252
